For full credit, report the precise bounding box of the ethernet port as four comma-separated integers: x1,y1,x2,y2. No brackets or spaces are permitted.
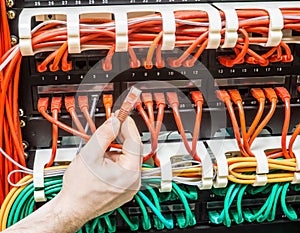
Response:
75,60,87,70
238,88,249,98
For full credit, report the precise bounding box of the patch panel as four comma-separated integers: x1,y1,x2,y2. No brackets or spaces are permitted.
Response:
2,2,300,233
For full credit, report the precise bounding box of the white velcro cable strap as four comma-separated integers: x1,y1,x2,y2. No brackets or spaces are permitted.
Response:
156,141,188,192
196,142,213,190
158,153,173,193
267,1,300,45
33,148,77,202
291,136,300,184
251,137,282,186
66,11,80,54
19,8,68,55
169,4,221,49
212,5,238,48
159,8,176,51
206,138,233,188
113,11,128,52
214,2,284,47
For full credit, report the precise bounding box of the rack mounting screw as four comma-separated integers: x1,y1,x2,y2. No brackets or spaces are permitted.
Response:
24,152,29,160
18,108,24,117
11,35,18,46
6,0,14,7
7,10,16,20
20,120,26,128
22,141,29,150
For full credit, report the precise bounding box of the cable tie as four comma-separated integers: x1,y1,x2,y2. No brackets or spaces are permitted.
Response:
206,138,230,188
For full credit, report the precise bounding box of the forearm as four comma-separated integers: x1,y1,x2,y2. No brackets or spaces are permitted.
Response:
2,193,86,233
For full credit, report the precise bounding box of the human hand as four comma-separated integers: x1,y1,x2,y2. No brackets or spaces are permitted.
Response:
56,114,142,223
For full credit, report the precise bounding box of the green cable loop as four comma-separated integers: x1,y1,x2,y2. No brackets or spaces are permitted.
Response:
21,183,62,221
280,183,297,220
89,217,99,232
208,183,241,226
117,208,139,231
236,184,248,224
256,183,279,222
97,218,105,233
217,183,236,224
223,184,241,227
244,183,278,223
138,191,174,229
21,184,62,221
134,194,151,230
21,181,62,220
144,184,164,230
268,184,283,222
104,215,116,233
172,182,196,227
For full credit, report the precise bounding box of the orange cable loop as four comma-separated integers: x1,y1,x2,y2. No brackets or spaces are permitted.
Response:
216,90,248,156
247,88,265,139
249,88,277,146
275,87,292,159
46,97,62,168
64,96,86,135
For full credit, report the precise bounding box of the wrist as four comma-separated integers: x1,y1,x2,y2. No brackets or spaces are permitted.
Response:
46,193,89,229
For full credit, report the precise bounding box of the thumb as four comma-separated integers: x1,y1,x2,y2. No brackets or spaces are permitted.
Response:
80,115,120,164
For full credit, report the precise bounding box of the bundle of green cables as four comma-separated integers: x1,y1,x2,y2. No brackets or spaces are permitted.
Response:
3,175,199,232
209,182,298,227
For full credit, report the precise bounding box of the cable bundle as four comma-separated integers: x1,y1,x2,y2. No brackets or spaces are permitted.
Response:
217,87,299,160
209,182,298,227
0,173,200,232
0,0,24,203
227,157,299,184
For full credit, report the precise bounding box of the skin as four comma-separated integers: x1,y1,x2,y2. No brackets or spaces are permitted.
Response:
2,194,85,233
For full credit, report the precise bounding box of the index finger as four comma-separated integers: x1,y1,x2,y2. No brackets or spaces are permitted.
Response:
119,116,143,171
80,116,121,164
